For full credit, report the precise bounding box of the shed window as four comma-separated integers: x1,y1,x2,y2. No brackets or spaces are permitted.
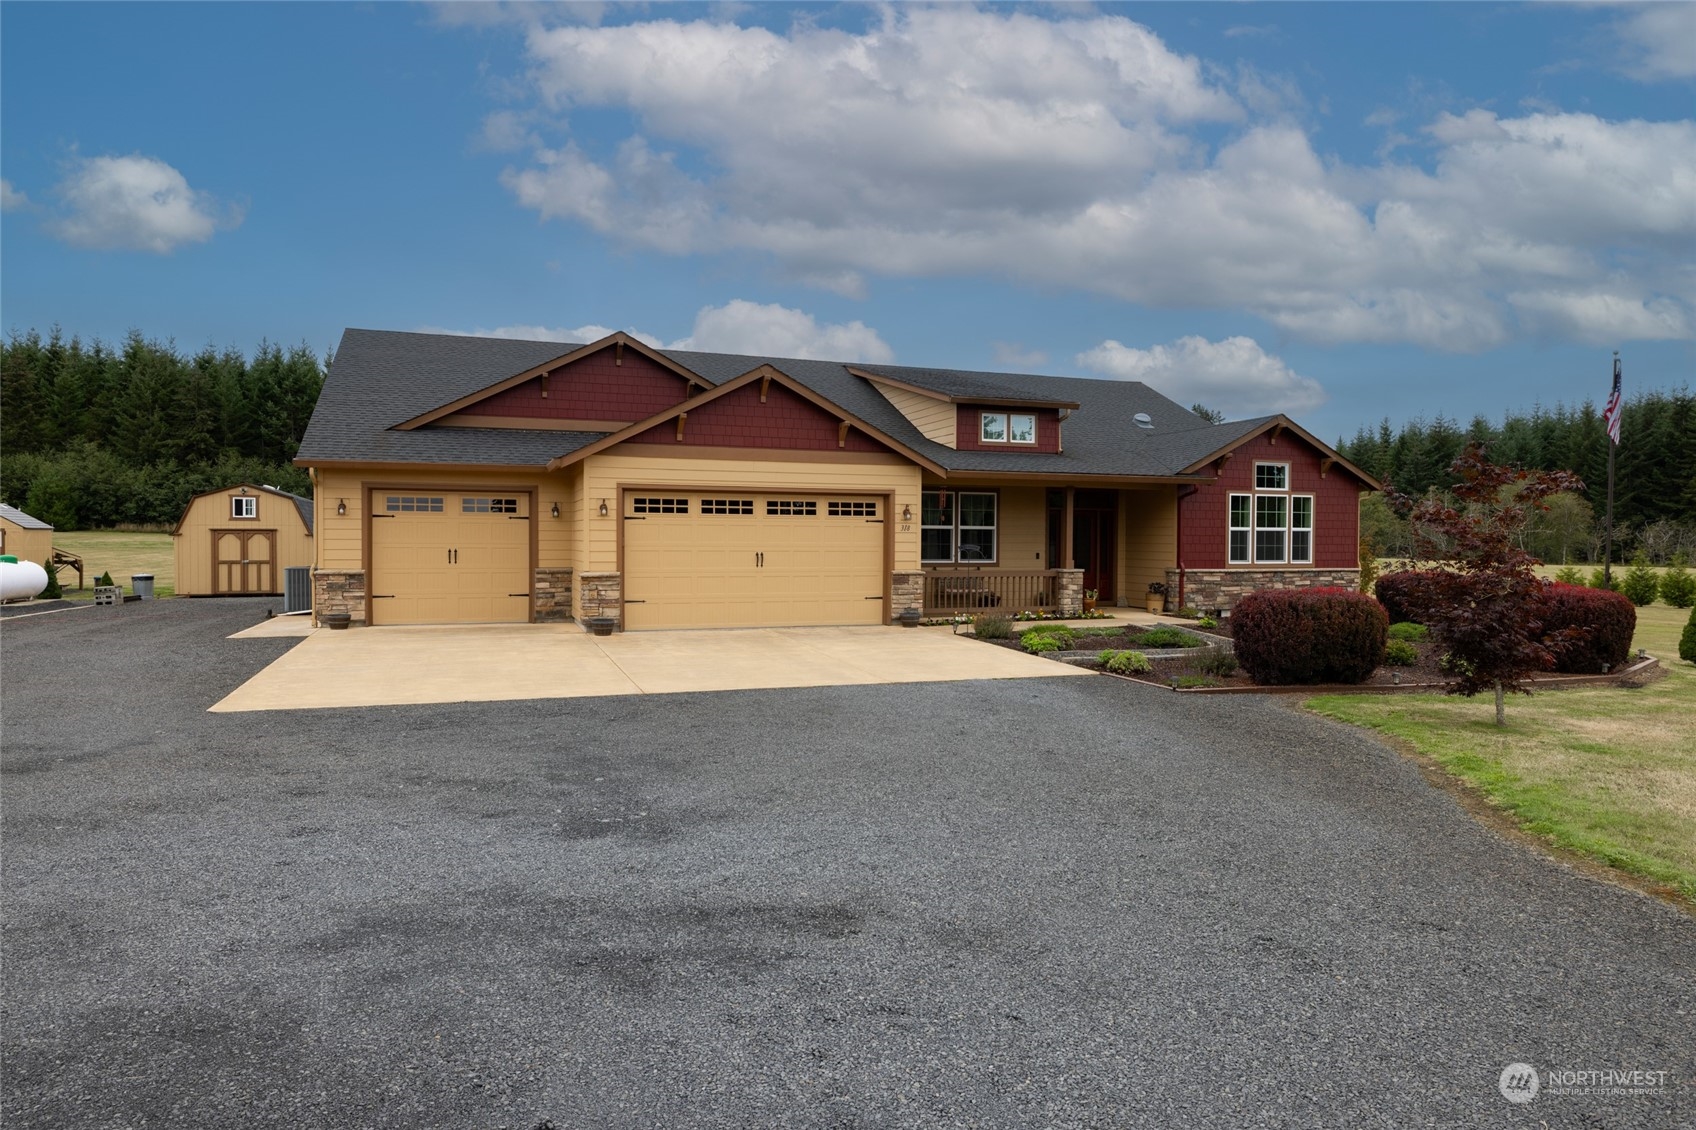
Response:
231,496,257,519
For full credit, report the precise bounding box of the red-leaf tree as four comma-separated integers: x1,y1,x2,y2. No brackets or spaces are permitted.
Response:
1387,443,1585,725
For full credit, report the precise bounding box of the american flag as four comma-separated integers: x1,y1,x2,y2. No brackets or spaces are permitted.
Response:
1603,355,1623,445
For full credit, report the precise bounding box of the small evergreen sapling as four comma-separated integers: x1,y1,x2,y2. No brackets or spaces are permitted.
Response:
1681,606,1696,665
1659,556,1695,609
1387,443,1586,726
1618,556,1661,607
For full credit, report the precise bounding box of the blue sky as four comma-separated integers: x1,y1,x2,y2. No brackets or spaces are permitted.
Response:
2,2,1691,442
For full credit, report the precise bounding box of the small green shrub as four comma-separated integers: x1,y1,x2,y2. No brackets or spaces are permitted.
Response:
1680,605,1696,663
1588,567,1618,592
1174,605,1201,619
1021,633,1064,654
1618,556,1661,607
1553,565,1585,586
1196,616,1218,629
1384,639,1419,666
1020,624,1077,648
1660,557,1696,609
1137,627,1203,648
41,562,63,600
1105,650,1152,675
95,570,114,587
973,613,1013,640
1386,621,1428,642
1195,649,1238,677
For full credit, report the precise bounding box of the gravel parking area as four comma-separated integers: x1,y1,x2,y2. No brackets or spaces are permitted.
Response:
3,600,1692,1128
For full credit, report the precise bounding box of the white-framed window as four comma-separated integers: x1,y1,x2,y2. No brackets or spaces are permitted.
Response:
1255,462,1289,491
921,489,998,563
979,411,1037,445
1291,496,1314,563
1228,494,1251,564
1255,496,1287,562
922,490,955,562
231,496,257,519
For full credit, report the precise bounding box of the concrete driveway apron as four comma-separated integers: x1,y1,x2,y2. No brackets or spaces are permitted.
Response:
210,622,1085,711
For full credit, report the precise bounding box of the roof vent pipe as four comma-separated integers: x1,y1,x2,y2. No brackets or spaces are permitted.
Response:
1133,413,1154,429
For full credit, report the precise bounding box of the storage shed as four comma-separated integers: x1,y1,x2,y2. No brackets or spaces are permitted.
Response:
172,484,314,596
0,503,55,565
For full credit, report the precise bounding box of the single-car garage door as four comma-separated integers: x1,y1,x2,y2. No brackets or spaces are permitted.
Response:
623,493,885,629
369,491,531,624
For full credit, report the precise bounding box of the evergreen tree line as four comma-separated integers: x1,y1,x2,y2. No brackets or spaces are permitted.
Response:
1341,389,1696,565
1,328,322,529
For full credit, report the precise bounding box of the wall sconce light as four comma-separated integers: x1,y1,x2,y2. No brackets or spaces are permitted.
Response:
336,499,346,516
902,503,912,521
598,499,609,517
551,502,560,519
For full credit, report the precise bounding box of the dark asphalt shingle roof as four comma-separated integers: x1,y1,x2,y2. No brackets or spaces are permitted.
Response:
0,504,53,531
252,486,317,534
298,329,1286,479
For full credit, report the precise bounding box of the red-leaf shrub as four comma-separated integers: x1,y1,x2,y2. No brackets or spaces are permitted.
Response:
1539,583,1635,673
1374,570,1432,624
1233,587,1388,685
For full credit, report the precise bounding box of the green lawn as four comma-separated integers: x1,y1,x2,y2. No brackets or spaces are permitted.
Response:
49,531,176,598
1309,604,1696,904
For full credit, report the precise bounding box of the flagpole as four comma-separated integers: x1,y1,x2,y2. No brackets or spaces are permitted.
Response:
1604,350,1617,588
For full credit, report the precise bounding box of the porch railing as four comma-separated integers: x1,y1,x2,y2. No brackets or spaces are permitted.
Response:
923,568,1060,617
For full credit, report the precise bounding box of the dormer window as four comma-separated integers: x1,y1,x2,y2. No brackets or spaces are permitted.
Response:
981,411,1036,445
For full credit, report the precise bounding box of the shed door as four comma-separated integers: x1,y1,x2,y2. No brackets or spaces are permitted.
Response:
622,493,884,630
214,530,276,594
369,493,531,625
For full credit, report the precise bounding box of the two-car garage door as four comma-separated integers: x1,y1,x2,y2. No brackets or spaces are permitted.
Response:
623,492,885,630
369,492,531,625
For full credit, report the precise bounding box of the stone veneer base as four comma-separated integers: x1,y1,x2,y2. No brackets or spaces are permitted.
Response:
1166,568,1362,614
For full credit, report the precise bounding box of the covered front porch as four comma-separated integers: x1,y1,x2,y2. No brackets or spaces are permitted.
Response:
917,483,1178,617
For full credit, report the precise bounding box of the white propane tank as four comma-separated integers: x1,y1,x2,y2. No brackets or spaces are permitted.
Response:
0,556,50,601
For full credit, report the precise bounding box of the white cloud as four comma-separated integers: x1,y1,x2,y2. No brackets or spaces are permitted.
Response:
47,155,238,253
1507,289,1692,343
1076,335,1326,416
0,179,28,211
1610,3,1696,81
474,109,538,153
670,300,894,362
484,9,1695,350
419,300,894,362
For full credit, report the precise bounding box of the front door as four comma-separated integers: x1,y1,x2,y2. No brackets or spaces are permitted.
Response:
1047,490,1117,602
213,529,276,594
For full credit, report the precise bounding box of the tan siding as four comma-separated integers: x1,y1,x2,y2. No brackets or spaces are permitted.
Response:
173,488,314,595
0,519,53,566
581,451,924,574
875,384,956,447
1120,488,1177,603
314,467,575,573
995,486,1048,567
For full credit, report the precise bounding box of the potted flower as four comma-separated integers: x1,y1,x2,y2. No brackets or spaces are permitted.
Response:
1082,588,1099,613
1145,582,1168,614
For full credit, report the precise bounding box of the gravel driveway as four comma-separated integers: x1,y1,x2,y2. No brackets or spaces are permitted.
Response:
3,600,1691,1128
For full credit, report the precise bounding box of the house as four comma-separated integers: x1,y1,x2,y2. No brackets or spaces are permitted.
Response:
295,329,1378,629
171,484,315,596
0,503,54,566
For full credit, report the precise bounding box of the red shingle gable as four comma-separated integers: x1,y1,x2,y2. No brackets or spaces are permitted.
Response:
458,347,691,422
